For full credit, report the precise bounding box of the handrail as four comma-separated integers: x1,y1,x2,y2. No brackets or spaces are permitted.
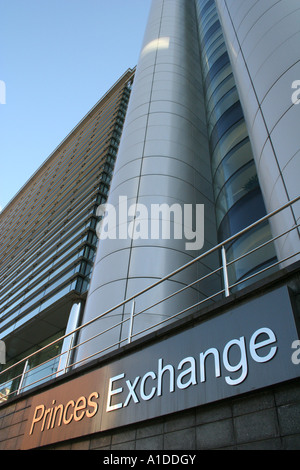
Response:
0,195,299,400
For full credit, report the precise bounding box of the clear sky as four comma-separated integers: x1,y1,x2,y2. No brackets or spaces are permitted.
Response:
0,0,151,211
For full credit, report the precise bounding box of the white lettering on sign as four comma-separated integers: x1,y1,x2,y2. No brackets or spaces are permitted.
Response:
106,327,278,411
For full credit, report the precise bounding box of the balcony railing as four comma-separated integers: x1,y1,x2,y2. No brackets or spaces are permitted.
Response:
0,195,299,402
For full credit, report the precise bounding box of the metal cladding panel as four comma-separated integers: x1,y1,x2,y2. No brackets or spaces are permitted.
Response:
75,0,220,364
216,0,300,265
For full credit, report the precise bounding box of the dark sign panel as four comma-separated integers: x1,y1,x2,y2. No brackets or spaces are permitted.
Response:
22,286,300,449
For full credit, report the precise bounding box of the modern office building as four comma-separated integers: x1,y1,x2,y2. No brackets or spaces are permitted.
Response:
0,68,135,396
74,0,278,364
0,0,299,451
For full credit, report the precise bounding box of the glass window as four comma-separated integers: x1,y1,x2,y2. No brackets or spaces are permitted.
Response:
215,160,258,224
208,86,239,132
45,268,76,296
205,62,232,103
206,73,235,117
205,52,229,91
212,120,249,173
226,222,277,287
213,138,253,189
217,187,267,240
202,42,227,78
204,34,225,64
39,284,71,312
210,102,244,150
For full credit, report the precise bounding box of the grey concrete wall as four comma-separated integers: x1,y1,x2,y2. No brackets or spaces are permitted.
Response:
1,378,299,450
41,379,300,450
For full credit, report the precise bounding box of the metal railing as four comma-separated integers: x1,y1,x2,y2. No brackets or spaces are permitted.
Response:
0,195,299,402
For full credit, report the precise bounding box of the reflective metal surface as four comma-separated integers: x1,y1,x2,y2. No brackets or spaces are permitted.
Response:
215,0,300,264
75,0,220,363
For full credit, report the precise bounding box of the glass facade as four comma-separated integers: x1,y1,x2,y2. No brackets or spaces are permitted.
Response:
195,0,277,288
0,69,134,396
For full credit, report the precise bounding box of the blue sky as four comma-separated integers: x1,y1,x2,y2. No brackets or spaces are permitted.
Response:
0,0,151,210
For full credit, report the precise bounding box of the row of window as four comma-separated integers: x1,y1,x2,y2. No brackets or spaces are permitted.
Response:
0,77,133,346
0,97,127,283
0,119,116,267
196,0,276,286
0,184,99,298
0,119,123,307
0,85,130,270
0,85,129,276
0,90,121,234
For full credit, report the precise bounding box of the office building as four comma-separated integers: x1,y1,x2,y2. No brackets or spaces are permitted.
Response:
0,0,299,451
0,69,135,396
74,0,278,364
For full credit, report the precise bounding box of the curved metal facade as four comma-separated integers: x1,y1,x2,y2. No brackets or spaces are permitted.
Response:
215,0,300,265
75,0,220,363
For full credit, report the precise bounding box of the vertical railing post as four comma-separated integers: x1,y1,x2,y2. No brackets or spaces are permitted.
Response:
221,245,230,298
64,336,74,374
17,359,28,395
128,300,135,344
